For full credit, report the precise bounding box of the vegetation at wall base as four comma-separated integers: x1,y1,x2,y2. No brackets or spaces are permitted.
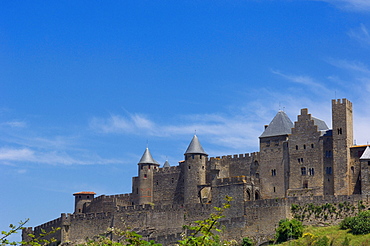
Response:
340,210,370,235
276,225,370,245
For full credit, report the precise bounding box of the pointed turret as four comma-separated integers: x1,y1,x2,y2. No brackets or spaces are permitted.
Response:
136,147,159,205
163,160,170,168
139,148,158,164
360,146,370,160
183,135,208,204
185,135,207,155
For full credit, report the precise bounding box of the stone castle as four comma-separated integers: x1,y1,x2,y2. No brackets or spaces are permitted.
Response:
24,98,370,245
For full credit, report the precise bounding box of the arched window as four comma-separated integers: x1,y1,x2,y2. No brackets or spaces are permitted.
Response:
255,191,260,200
246,190,251,201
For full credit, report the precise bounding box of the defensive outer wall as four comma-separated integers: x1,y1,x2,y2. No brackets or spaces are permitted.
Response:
24,194,370,245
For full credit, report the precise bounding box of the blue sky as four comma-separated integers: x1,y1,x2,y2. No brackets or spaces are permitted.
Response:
1,0,370,240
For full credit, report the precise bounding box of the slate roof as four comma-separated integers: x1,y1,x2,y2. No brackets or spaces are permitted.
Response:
360,146,370,160
312,117,329,130
163,160,170,168
260,111,294,138
138,148,159,165
185,135,207,155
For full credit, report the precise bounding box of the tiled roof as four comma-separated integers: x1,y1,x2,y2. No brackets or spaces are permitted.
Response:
185,135,207,155
260,111,293,138
73,191,96,195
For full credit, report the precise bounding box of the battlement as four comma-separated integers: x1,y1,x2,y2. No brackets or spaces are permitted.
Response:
210,152,259,162
70,211,113,221
332,98,352,107
35,213,69,230
156,165,181,174
105,193,131,199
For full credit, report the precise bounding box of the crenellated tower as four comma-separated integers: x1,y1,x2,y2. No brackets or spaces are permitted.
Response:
136,147,160,205
183,135,208,204
332,98,353,195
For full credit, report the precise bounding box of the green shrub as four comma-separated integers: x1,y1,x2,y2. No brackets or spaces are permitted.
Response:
275,218,303,243
340,210,370,235
241,237,254,246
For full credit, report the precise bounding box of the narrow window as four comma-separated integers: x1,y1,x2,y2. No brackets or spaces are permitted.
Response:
200,155,202,159
301,167,306,175
298,158,301,163
202,166,204,169
144,174,147,179
148,165,150,169
87,196,89,199
156,181,158,185
326,167,332,175
188,165,191,169
301,158,304,163
171,178,174,183
273,186,276,193
192,154,194,159
311,144,314,148
79,209,81,213
303,181,308,188
137,188,138,194
296,145,298,150
303,144,306,149
368,161,370,166
351,166,354,173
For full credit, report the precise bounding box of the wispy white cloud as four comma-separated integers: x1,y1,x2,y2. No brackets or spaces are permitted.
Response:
318,0,370,11
270,69,331,95
90,113,155,134
1,121,27,128
348,24,370,46
327,58,370,74
0,147,122,165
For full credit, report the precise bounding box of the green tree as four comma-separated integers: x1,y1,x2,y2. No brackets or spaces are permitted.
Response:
178,196,233,246
275,218,303,243
1,219,60,246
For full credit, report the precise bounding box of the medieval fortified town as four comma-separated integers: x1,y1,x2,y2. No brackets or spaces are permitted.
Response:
23,98,370,245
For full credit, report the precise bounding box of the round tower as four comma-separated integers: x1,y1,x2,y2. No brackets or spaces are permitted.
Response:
183,135,208,204
73,191,96,213
137,147,159,205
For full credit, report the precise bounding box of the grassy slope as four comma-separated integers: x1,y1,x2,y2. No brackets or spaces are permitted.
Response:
277,225,370,246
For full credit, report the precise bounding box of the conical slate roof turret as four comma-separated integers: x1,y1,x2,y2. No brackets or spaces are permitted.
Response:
185,135,207,155
138,147,159,165
163,160,170,168
260,111,293,138
360,146,370,160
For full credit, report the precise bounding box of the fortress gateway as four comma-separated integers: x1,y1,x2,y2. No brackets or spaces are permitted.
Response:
24,98,370,245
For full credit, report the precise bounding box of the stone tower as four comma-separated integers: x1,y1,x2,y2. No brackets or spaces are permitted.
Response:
332,98,353,195
137,147,159,205
73,191,96,213
259,111,293,199
183,135,208,204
